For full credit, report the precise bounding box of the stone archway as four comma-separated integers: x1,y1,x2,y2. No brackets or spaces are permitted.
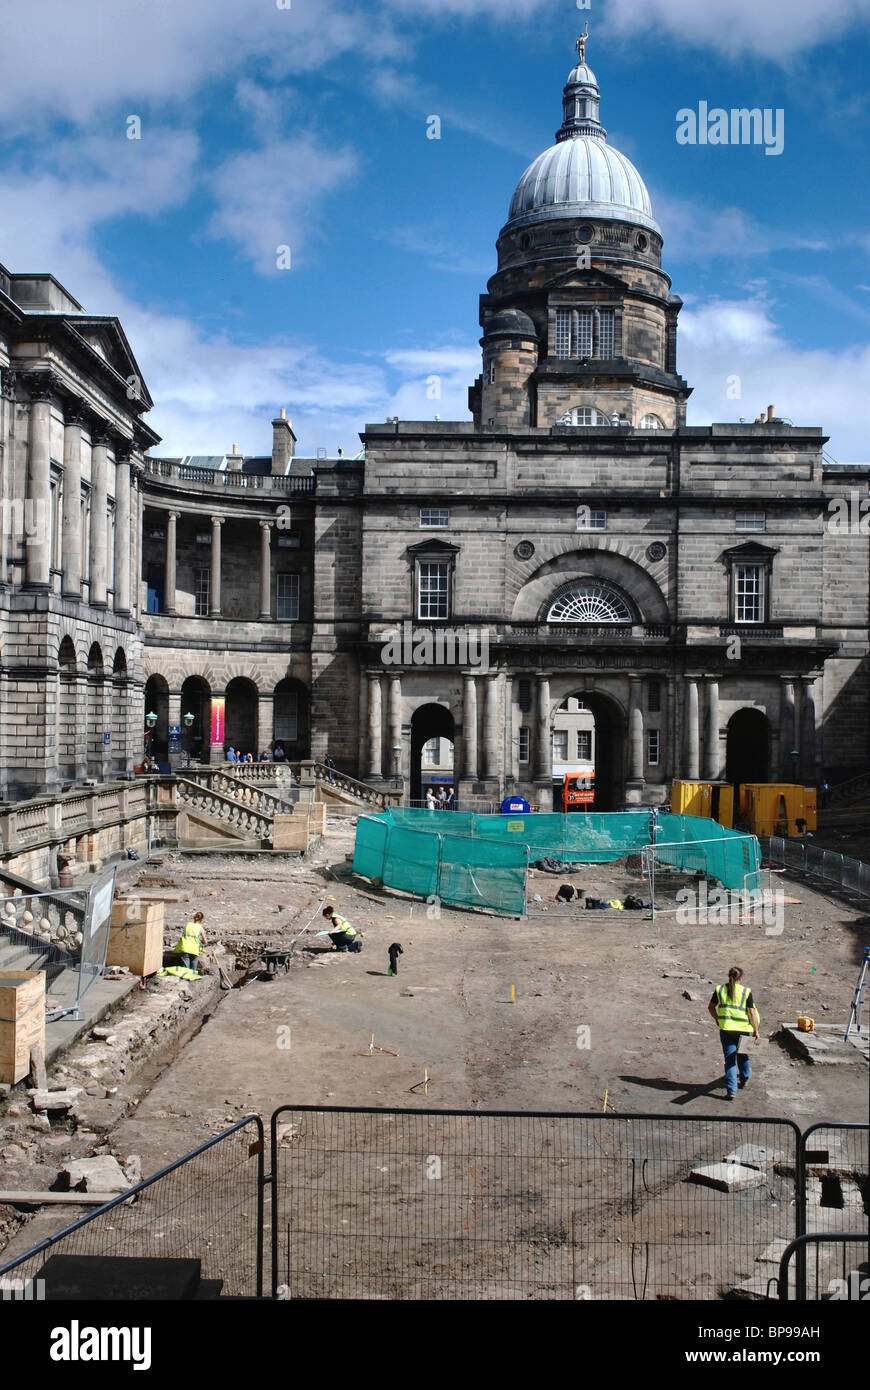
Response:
58,636,78,780
181,675,211,766
273,679,310,760
225,677,259,758
551,688,626,811
144,675,169,762
410,703,455,803
726,707,770,788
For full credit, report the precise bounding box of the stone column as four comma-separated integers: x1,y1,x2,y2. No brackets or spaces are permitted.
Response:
258,694,274,756
61,401,85,598
780,678,796,779
665,675,677,779
483,674,499,780
89,424,110,606
685,677,700,780
387,674,402,783
210,515,222,616
367,672,383,780
164,511,178,614
113,447,132,614
800,678,817,783
25,373,55,588
535,675,551,782
463,674,479,780
503,674,515,782
259,521,272,618
705,677,720,781
628,675,644,782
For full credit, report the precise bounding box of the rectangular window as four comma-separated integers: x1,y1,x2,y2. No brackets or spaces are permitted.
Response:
423,738,440,766
577,508,607,530
647,730,660,766
598,310,615,358
276,572,300,621
518,727,530,763
194,567,210,617
647,680,662,713
274,692,298,742
577,731,592,760
420,508,449,528
418,562,449,620
555,309,572,359
734,564,763,622
552,730,569,761
736,510,766,532
489,362,496,385
277,534,301,549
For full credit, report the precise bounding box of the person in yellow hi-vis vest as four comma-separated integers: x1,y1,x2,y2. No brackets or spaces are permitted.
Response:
322,906,362,953
708,966,760,1101
175,911,207,971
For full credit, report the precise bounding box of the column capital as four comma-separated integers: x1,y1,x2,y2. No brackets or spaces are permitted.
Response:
259,519,272,531
166,510,180,522
24,370,60,402
0,366,17,401
210,514,223,527
90,419,115,449
62,396,89,427
114,437,135,464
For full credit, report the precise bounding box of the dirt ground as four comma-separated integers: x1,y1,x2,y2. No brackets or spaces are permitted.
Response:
107,823,868,1173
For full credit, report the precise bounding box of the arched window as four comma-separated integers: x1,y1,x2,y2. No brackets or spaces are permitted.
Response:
639,414,664,429
558,406,606,426
547,584,633,624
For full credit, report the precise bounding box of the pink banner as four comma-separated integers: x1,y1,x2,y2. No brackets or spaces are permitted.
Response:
210,697,225,746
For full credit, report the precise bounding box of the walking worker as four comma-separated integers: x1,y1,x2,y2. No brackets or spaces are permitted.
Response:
708,966,760,1100
387,942,403,976
175,911,207,971
322,906,362,953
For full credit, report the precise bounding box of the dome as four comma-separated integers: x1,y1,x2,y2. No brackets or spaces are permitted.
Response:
506,139,658,234
485,309,538,338
502,39,661,237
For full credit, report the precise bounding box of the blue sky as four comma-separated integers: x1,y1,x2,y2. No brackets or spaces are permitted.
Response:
1,0,869,461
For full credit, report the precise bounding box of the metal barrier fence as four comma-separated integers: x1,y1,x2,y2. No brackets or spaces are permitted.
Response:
0,1116,264,1298
270,1107,802,1301
766,835,870,899
778,1234,869,1301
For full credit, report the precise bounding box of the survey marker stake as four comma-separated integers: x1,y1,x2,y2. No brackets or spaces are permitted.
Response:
364,1033,399,1057
410,1068,430,1095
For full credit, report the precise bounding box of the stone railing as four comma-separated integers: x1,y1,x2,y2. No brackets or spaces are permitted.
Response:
0,781,156,883
144,459,316,494
175,776,273,842
826,769,870,807
185,767,295,815
286,762,388,809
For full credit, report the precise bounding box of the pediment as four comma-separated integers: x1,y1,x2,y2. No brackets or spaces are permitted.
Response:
545,268,628,293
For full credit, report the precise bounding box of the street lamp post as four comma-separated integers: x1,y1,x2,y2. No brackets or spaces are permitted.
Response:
183,711,195,768
392,742,402,791
145,710,157,759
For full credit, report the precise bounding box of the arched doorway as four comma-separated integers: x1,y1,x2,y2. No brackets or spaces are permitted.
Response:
551,689,625,811
58,637,77,780
144,675,169,762
726,708,770,787
273,679,309,760
110,648,128,774
181,676,211,766
86,643,105,778
410,704,455,803
225,677,258,758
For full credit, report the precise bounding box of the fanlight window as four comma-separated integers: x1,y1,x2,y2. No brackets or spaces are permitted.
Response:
639,413,664,429
558,406,606,426
548,584,633,624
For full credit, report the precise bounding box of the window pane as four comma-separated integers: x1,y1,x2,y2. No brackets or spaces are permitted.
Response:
552,731,568,761
647,730,660,765
577,507,606,530
418,562,449,619
195,567,210,617
598,310,614,357
420,508,449,528
555,310,571,359
736,511,766,532
274,691,298,742
423,738,440,766
648,680,661,713
577,731,592,759
735,564,763,622
518,727,530,763
577,311,593,357
276,572,299,620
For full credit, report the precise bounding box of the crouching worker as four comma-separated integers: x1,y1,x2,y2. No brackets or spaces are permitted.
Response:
322,906,362,952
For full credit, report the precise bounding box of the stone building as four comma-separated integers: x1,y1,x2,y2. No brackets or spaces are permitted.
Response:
1,41,868,811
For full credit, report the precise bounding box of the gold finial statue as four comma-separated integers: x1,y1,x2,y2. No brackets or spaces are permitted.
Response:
576,22,589,64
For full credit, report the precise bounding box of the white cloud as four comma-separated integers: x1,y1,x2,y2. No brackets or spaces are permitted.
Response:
207,135,359,272
679,297,870,462
654,193,830,261
605,0,870,60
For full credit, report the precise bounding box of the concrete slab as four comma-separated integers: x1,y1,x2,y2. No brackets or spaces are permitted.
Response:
778,1024,864,1065
689,1162,765,1192
755,1238,791,1266
722,1143,783,1170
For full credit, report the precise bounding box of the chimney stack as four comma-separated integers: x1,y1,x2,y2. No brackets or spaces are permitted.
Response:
272,410,297,475
767,404,776,422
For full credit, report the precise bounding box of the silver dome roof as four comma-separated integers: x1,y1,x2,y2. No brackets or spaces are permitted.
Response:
503,41,660,237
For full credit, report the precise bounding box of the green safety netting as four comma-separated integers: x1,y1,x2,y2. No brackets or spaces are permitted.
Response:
353,809,761,915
